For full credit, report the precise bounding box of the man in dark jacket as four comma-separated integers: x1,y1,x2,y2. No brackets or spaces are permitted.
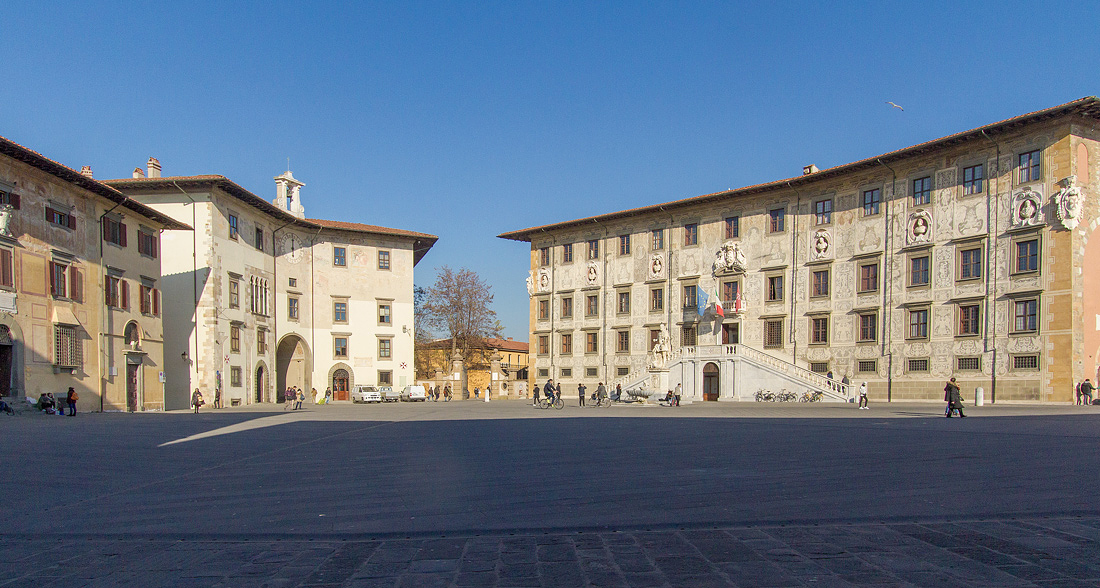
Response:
1082,379,1095,405
944,377,966,417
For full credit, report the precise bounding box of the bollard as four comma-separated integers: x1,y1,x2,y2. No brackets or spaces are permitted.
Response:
975,387,984,407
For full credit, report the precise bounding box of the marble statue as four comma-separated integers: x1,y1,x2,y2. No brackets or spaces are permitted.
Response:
713,241,746,274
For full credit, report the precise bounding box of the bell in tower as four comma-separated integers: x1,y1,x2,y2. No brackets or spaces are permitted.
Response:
274,170,306,219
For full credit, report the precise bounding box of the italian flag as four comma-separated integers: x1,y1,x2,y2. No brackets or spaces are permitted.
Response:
713,288,724,318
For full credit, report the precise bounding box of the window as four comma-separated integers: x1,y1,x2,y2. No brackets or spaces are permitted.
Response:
105,275,129,310
333,246,346,267
1013,354,1039,370
862,188,881,216
908,308,929,339
649,329,661,350
617,330,630,353
139,283,160,316
230,325,241,353
617,367,629,377
290,277,298,287
562,243,573,263
288,295,299,320
857,360,877,373
248,277,269,316
725,216,740,239
46,206,75,229
764,319,784,348
683,285,697,308
910,255,930,286
50,261,70,299
721,322,739,344
722,281,740,305
230,366,242,387
1013,299,1038,333
378,303,392,324
257,329,266,354
912,176,931,206
811,270,830,297
229,277,240,309
379,370,393,386
957,357,980,371
585,367,598,378
586,332,598,353
0,248,12,288
228,214,238,240
1015,239,1039,273
561,333,572,354
537,335,548,355
378,250,390,270
334,301,348,323
334,337,348,358
587,239,599,260
538,299,549,320
539,247,550,266
0,188,20,209
959,247,982,280
619,235,631,256
103,217,126,246
963,164,984,195
767,275,783,302
561,297,573,318
681,325,697,346
858,313,878,342
617,291,630,314
54,325,81,368
958,303,981,336
811,317,829,344
538,368,549,378
1018,150,1041,183
810,362,829,374
650,288,664,312
908,358,930,372
379,339,392,359
560,368,572,378
652,229,664,250
586,295,598,317
814,199,832,225
255,227,264,251
768,208,785,232
859,263,879,293
684,223,698,246
137,230,158,258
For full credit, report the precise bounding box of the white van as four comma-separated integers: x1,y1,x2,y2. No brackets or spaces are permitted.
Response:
400,385,427,402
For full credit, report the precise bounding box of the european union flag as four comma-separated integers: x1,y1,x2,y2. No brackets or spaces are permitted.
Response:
697,288,709,316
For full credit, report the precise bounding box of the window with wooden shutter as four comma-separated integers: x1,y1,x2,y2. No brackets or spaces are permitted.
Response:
140,285,150,314
0,249,12,288
120,280,129,310
50,261,67,298
152,288,160,316
119,223,127,247
69,266,82,303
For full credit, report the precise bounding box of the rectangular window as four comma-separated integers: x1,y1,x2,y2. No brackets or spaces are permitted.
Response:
560,297,572,318
288,296,299,320
908,358,930,372
617,367,629,377
811,317,829,344
619,235,631,256
959,247,982,280
379,370,393,386
49,261,68,298
617,330,629,353
585,367,598,378
228,214,238,240
652,229,664,250
379,339,392,359
538,335,548,355
586,295,598,317
289,277,297,287
378,250,390,270
54,325,81,368
334,337,348,358
963,164,984,195
725,216,740,239
909,308,929,339
767,275,783,302
721,322,739,344
378,303,391,324
561,333,572,354
810,362,829,374
957,357,981,371
229,278,240,309
912,176,931,206
334,301,348,323
560,368,572,378
1013,354,1039,370
684,223,698,246
764,319,784,348
862,188,881,216
230,366,242,387
649,329,661,350
768,208,785,232
105,275,129,309
1013,299,1038,332
46,206,75,229
859,313,878,342
617,291,630,314
538,368,549,378
722,280,740,305
958,303,981,336
0,248,13,288
539,247,550,266
859,263,879,293
333,246,347,267
650,288,664,312
538,299,549,320
814,199,832,225
103,217,126,246
255,227,264,251
910,255,930,286
562,243,573,263
587,239,599,260
139,283,160,316
811,270,830,297
0,188,19,209
857,360,877,373
137,230,158,258
586,332,598,353
257,329,266,354
681,325,697,347
1015,239,1039,273
1018,150,1041,183
683,285,697,308
230,325,241,353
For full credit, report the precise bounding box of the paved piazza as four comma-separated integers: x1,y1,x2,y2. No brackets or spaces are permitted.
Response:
2,400,1099,587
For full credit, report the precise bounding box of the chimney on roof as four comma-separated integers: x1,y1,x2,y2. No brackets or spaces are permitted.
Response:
132,167,146,179
147,157,161,178
803,164,819,175
79,166,93,178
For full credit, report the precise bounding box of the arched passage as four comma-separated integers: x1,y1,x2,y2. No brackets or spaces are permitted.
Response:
276,334,311,403
703,362,720,401
326,362,355,401
255,361,268,404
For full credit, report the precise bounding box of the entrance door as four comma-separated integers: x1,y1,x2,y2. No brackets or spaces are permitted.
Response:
255,366,265,403
703,362,720,401
0,344,11,398
126,362,139,411
722,323,739,345
333,369,349,400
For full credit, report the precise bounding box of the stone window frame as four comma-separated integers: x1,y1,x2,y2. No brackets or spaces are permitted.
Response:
617,289,631,315
809,315,829,345
587,239,600,260
378,250,391,271
287,294,300,321
377,300,393,325
562,243,574,264
768,207,786,233
813,198,833,226
908,251,931,288
560,368,572,379
585,331,599,354
907,306,930,340
857,261,879,294
1009,295,1040,335
650,287,664,312
585,367,598,378
810,268,830,298
721,321,740,345
537,298,550,321
957,356,981,371
724,216,740,239
333,246,347,268
962,163,985,196
766,273,784,302
560,296,573,319
857,359,877,373
907,358,930,373
377,337,393,360
333,336,349,359
560,332,573,355
230,366,242,387
956,300,983,338
956,241,984,282
763,317,784,348
619,234,631,256
911,175,932,207
651,229,664,250
861,187,882,217
683,223,699,247
857,311,878,343
585,294,599,317
333,298,350,324
1017,148,1042,185
682,284,698,309
537,335,549,356
539,247,550,267
681,324,697,347
1012,353,1040,371
616,329,630,354
378,370,393,386
230,323,242,353
1011,233,1041,275
228,213,239,240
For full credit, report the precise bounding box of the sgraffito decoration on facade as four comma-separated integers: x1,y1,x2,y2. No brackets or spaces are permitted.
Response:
1011,186,1044,228
649,253,664,279
585,261,599,286
712,241,746,275
906,210,933,246
1053,175,1084,230
810,229,831,260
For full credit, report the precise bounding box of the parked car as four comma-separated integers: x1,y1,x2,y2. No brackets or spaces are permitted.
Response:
400,385,427,402
381,386,400,402
351,385,381,403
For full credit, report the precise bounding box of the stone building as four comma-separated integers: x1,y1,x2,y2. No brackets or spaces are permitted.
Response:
106,165,436,409
417,337,530,398
499,97,1100,403
0,136,190,411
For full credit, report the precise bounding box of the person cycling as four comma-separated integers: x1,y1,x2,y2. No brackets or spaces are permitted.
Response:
543,379,556,405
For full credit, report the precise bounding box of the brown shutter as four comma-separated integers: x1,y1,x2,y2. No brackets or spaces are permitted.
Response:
102,220,110,241
49,262,57,295
119,223,127,247
9,193,19,210
139,286,148,314
120,280,129,310
45,207,54,223
104,276,112,307
69,267,82,303
68,213,76,230
0,249,12,287
153,288,160,316
151,234,158,258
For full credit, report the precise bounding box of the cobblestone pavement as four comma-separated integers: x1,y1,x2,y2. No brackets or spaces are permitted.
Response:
2,401,1098,587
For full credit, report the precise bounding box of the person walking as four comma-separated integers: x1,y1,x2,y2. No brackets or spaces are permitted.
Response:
191,388,204,414
944,377,966,417
615,383,622,401
284,387,294,410
578,382,587,407
554,381,562,405
1082,379,1095,406
473,386,480,399
858,382,868,409
674,383,682,406
295,388,304,410
66,387,78,416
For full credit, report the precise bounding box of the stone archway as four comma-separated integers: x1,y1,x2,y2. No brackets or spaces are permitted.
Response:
255,361,268,404
703,362,720,401
276,334,311,403
326,362,355,401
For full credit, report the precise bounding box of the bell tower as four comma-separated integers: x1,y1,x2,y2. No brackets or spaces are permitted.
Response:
273,171,305,219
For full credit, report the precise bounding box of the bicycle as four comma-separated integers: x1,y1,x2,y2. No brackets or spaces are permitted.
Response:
536,395,564,410
799,390,824,402
585,394,611,408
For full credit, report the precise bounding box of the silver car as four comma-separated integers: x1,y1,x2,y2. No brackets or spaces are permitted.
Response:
351,385,381,403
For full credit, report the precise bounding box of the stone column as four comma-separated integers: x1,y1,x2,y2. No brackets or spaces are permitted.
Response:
489,351,502,400
450,350,466,400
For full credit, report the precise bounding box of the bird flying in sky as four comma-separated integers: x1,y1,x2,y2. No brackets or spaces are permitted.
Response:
887,101,904,111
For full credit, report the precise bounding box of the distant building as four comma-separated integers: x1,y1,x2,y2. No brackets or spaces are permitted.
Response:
417,337,530,398
0,137,190,411
500,97,1100,403
106,164,436,409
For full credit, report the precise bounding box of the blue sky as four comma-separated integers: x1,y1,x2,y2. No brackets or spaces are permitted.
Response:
3,1,1098,340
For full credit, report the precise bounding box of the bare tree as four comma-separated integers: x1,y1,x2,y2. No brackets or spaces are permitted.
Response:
422,267,502,393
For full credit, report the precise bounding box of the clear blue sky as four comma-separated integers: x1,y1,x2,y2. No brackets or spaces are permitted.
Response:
3,1,1098,340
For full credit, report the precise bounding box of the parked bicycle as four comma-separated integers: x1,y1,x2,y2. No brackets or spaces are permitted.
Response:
536,395,564,410
585,394,611,408
799,390,824,402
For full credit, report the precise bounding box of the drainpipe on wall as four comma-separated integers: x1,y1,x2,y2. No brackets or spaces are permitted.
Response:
981,130,1001,404
592,220,608,382
875,160,897,403
786,182,800,368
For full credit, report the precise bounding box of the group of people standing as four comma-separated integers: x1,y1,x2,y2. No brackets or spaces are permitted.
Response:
35,388,78,416
284,387,306,410
1076,379,1095,405
427,384,453,401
